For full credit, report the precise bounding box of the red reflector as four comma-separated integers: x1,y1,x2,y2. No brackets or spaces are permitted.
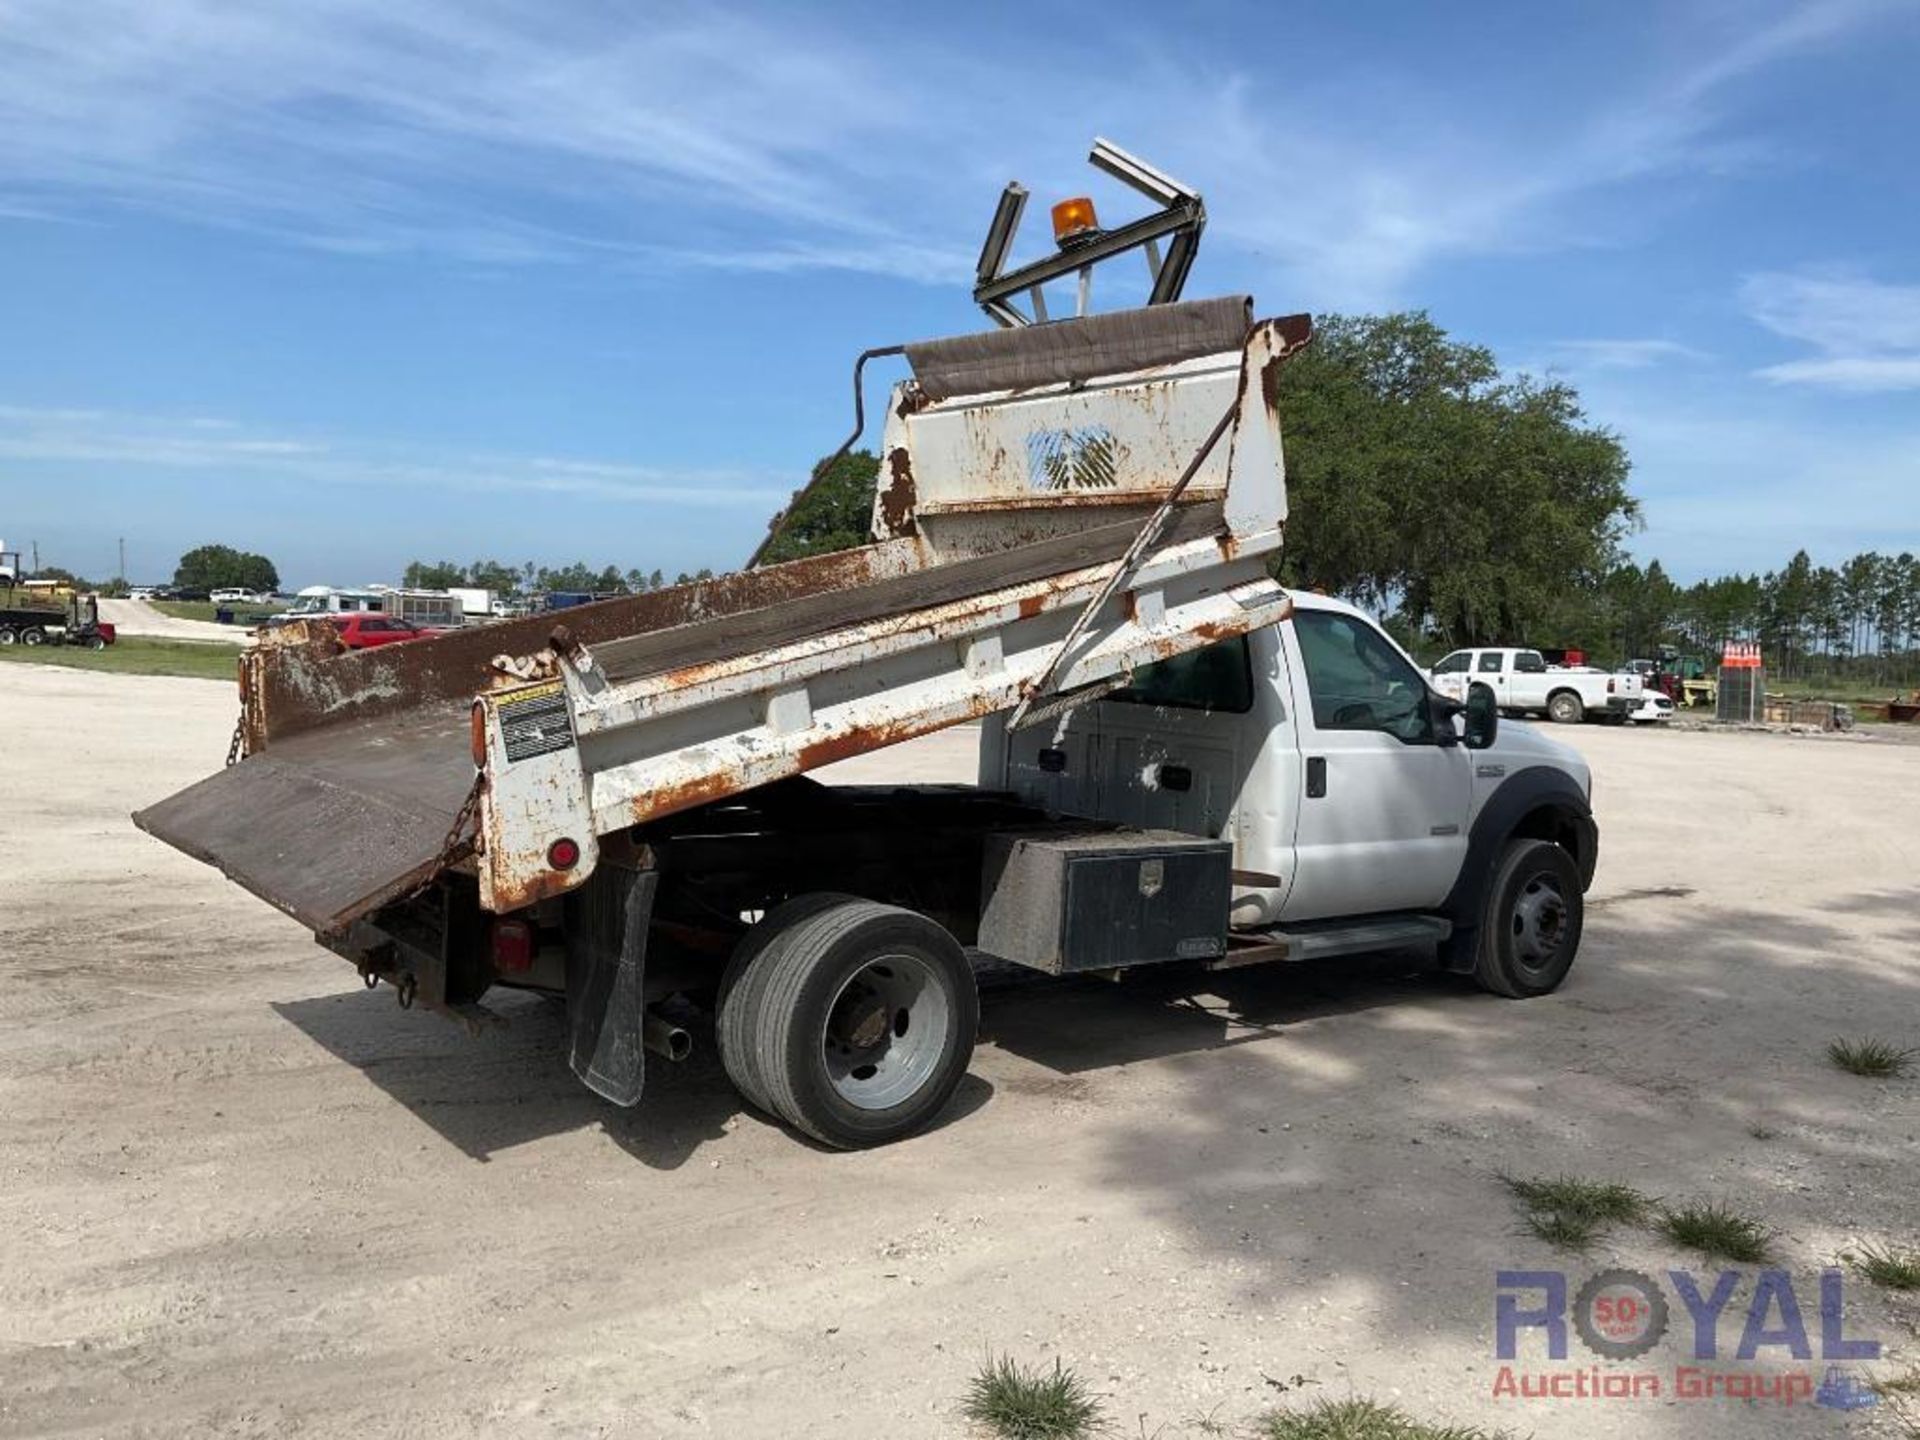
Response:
491,918,534,974
547,837,581,870
1607,677,1616,693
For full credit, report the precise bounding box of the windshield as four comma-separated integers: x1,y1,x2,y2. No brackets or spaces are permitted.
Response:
289,596,328,614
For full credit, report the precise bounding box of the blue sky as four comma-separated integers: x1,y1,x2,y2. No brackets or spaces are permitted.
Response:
2,0,1916,590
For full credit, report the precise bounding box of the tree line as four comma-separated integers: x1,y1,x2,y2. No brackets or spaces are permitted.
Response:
400,558,716,596
1599,550,1920,686
5,543,281,596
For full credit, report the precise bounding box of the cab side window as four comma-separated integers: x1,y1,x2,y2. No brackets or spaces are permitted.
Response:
1292,611,1435,744
1513,651,1548,674
1432,651,1470,674
1108,636,1254,714
1476,652,1505,673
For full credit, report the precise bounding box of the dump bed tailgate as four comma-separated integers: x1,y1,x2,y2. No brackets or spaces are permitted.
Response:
134,704,472,934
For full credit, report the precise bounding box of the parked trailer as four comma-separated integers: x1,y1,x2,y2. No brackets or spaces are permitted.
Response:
136,297,1597,1148
0,594,115,649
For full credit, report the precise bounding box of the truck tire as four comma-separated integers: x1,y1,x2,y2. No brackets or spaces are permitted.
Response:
1546,689,1583,724
748,899,977,1149
1473,838,1583,998
19,627,45,647
0,627,15,645
717,893,857,1117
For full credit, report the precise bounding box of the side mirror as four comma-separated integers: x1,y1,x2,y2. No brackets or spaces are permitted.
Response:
1464,684,1500,750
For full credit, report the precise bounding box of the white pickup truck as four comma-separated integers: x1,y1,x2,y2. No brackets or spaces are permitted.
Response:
1430,646,1643,724
136,291,1599,1151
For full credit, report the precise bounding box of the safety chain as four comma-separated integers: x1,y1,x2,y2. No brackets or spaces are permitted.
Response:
394,769,487,908
225,710,247,767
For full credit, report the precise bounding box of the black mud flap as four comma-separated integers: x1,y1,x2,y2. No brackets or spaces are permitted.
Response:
565,868,656,1107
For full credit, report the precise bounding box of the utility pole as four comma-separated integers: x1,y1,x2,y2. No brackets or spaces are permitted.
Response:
119,536,127,584
30,540,38,573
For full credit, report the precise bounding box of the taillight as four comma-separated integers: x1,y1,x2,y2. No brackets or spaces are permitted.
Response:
1607,677,1616,694
470,702,489,766
547,837,581,870
491,918,534,974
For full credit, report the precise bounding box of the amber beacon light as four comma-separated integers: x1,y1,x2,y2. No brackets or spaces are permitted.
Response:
1050,196,1100,244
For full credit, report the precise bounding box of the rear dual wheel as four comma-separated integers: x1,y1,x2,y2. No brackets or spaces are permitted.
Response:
717,897,978,1149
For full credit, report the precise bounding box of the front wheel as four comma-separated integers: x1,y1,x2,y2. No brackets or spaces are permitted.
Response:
1546,690,1584,724
735,898,977,1149
1472,838,1583,998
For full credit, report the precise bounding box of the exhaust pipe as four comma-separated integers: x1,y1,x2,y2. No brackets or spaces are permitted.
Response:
643,1009,692,1062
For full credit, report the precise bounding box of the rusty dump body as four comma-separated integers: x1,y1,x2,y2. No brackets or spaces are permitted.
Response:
135,297,1308,946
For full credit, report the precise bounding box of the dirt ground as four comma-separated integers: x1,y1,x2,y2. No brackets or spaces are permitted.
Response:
96,598,250,644
3,664,1917,1439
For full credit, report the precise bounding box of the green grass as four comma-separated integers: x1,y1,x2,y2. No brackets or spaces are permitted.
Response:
1522,1209,1604,1250
1847,1241,1920,1291
962,1356,1104,1440
1828,1037,1915,1078
1505,1174,1650,1251
151,599,220,622
1259,1398,1512,1440
1771,677,1909,705
1658,1201,1773,1264
0,635,240,681
1505,1175,1649,1224
152,599,277,625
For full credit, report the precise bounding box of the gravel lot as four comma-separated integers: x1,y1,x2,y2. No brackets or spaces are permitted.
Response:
3,664,1916,1439
96,598,250,644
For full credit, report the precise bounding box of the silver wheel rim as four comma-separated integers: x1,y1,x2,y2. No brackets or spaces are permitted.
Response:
820,952,948,1111
1512,875,1569,971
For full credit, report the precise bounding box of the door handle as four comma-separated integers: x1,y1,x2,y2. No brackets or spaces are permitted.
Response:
1306,756,1327,798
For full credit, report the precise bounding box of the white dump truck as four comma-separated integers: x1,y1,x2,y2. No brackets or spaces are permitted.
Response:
136,146,1598,1148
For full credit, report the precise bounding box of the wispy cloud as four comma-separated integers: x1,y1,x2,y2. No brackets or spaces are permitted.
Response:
1186,0,1909,304
1743,267,1920,390
0,0,1904,302
0,403,789,507
1547,339,1708,370
0,1,977,281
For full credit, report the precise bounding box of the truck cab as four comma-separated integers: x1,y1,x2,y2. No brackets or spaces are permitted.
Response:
994,596,1594,948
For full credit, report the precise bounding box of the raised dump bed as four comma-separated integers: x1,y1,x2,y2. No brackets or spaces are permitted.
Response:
137,299,1307,935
